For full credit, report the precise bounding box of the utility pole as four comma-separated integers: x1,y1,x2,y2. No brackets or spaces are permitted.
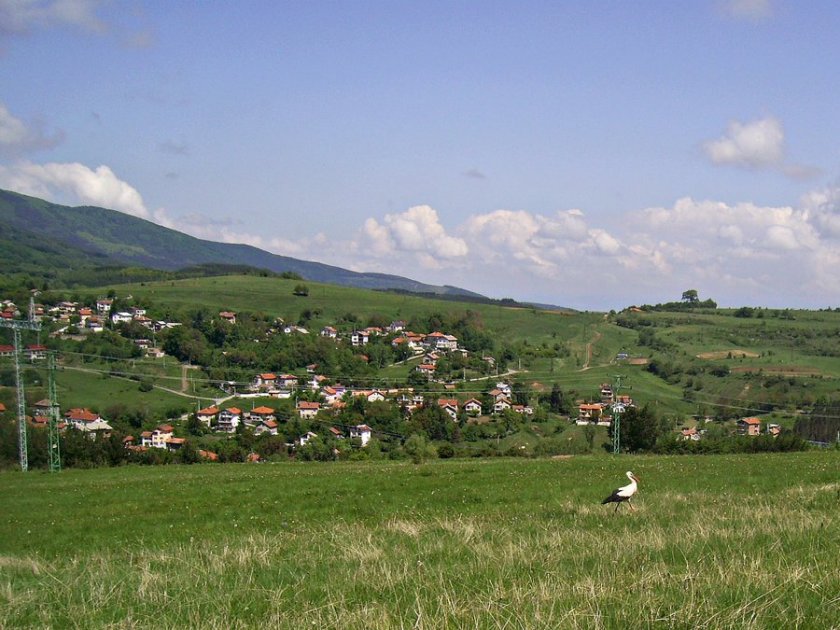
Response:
0,306,42,472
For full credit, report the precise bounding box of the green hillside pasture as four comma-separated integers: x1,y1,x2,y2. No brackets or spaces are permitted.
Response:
105,275,586,344
639,309,840,379
2,452,838,628
55,363,195,419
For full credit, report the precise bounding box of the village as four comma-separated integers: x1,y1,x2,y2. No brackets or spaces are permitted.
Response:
1,294,788,463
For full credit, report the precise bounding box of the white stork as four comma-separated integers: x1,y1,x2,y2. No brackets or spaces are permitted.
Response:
601,471,639,513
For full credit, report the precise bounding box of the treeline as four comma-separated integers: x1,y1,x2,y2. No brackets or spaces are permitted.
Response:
1,263,294,295
655,432,809,454
794,402,840,443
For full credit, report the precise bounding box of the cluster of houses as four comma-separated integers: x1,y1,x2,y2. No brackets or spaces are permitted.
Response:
679,417,781,441
244,370,542,421
574,383,633,426
2,296,180,358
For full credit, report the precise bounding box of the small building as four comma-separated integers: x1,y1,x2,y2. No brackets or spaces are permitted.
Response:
463,398,482,416
196,406,219,427
254,419,279,436
296,401,321,419
577,403,604,425
493,397,512,414
438,398,459,421
217,408,242,433
350,424,372,446
737,417,762,436
248,405,276,426
297,431,318,446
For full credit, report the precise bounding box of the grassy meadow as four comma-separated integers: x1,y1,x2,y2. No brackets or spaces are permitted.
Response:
2,451,839,628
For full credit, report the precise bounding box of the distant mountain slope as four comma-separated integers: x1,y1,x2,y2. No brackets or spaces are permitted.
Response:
0,189,484,297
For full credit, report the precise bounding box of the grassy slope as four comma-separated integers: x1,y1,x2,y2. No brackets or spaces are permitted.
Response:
1,452,838,628
84,275,840,419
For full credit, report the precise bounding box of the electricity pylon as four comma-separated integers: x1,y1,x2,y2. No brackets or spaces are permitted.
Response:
611,374,627,455
0,312,41,472
47,352,61,472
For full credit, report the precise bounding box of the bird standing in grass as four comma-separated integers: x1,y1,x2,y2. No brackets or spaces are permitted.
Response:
601,471,639,513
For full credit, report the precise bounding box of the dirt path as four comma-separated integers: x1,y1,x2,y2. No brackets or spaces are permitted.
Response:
580,330,603,371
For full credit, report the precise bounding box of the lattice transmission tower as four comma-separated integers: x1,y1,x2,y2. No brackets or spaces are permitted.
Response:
47,352,61,472
0,305,41,472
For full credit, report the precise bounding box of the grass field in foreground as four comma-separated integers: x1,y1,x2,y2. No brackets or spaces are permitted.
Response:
2,452,839,628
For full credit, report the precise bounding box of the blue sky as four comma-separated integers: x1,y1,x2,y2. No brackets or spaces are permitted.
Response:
2,0,840,310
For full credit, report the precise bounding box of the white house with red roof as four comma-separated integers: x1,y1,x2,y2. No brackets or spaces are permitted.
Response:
253,373,277,390
438,398,459,421
217,408,242,433
463,398,483,416
493,397,512,414
196,406,219,427
296,401,321,419
26,344,47,360
248,405,276,426
65,408,113,438
424,332,458,351
254,419,279,436
577,403,604,425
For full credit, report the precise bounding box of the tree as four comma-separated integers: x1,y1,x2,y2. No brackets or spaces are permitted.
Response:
293,284,309,297
403,434,437,464
681,289,699,304
617,404,663,452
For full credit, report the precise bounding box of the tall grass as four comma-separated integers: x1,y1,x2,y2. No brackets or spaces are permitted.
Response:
2,453,838,628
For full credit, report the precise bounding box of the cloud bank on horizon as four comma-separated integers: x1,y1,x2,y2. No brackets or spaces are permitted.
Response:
2,0,840,311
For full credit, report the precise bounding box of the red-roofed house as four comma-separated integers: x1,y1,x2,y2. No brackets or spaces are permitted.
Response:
166,437,186,451
463,399,482,416
217,408,242,433
141,424,174,448
424,332,458,351
493,397,512,414
577,403,604,425
254,419,279,436
253,373,277,390
26,344,48,361
297,401,321,419
250,405,276,421
65,408,113,438
438,398,459,421
737,417,762,436
196,406,219,427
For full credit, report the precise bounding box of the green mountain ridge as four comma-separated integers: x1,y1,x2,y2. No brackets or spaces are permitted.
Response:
0,188,485,297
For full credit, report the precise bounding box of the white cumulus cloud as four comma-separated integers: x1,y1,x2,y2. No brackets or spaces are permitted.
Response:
361,205,468,265
703,116,784,168
0,160,150,218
